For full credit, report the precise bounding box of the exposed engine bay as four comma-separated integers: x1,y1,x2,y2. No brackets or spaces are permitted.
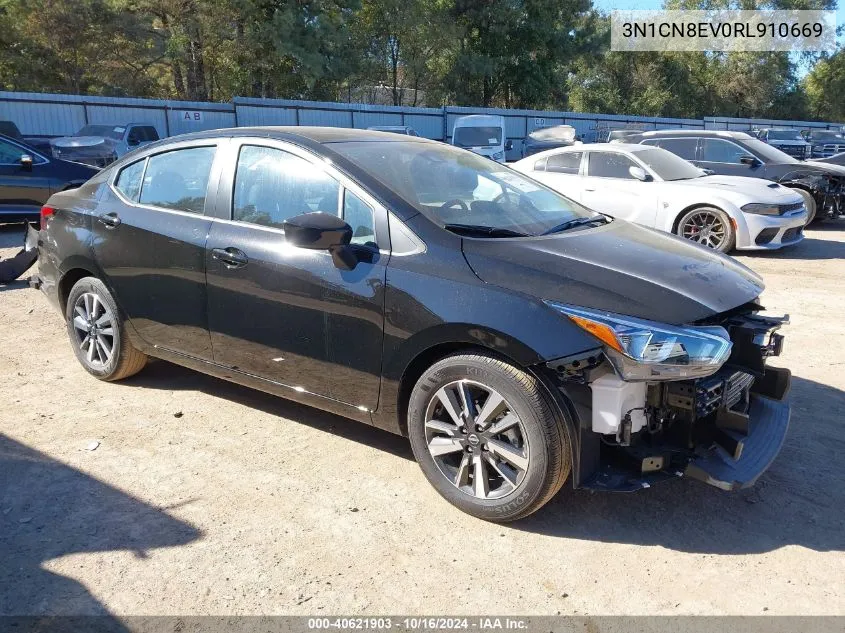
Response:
548,304,791,492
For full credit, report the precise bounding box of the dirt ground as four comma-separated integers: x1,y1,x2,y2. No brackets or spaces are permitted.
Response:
0,222,843,618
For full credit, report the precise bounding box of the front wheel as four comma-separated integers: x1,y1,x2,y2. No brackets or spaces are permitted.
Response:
676,206,736,253
408,353,571,522
65,276,147,381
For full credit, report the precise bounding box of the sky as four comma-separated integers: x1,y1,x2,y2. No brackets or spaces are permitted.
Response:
592,0,843,74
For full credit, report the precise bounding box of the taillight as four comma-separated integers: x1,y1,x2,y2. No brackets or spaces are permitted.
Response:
40,205,54,231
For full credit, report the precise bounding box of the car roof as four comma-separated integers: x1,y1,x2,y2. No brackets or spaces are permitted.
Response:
153,126,434,146
640,129,754,140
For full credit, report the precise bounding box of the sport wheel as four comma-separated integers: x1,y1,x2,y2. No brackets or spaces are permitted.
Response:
65,277,147,381
676,206,735,252
408,353,571,522
787,188,817,225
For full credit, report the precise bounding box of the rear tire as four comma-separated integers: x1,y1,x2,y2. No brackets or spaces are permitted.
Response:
787,187,817,225
408,353,571,522
65,277,147,381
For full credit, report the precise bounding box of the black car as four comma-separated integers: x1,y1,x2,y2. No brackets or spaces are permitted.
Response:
0,133,99,223
634,130,845,223
521,125,578,158
33,127,791,521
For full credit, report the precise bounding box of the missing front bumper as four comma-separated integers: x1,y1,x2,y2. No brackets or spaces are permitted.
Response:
684,393,790,490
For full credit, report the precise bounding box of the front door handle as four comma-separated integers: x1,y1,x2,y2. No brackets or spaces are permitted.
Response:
211,247,249,269
98,212,121,228
584,188,596,192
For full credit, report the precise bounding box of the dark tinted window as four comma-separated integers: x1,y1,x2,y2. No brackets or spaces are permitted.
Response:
343,190,376,246
656,137,698,160
130,126,159,142
115,159,146,201
233,145,340,228
139,146,215,213
546,152,582,174
586,152,638,179
0,138,24,163
700,139,747,164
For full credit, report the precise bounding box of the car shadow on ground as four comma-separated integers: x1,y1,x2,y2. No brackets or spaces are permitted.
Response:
0,434,202,619
124,359,414,461
124,361,842,555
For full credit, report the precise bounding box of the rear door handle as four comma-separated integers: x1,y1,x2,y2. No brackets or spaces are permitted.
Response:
211,247,249,269
584,188,595,192
98,212,121,228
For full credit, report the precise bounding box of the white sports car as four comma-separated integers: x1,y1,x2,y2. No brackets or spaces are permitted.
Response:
512,143,808,252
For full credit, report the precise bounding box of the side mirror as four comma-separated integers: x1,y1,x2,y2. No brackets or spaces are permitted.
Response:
20,154,33,170
701,168,715,175
628,165,651,181
505,139,513,151
282,211,357,270
739,155,761,167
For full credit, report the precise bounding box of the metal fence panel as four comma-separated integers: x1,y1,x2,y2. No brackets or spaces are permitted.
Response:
352,111,404,129
234,105,298,127
0,93,86,135
86,105,168,139
167,103,236,136
298,107,353,128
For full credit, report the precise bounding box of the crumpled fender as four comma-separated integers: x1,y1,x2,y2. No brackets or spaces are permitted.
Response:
0,224,38,283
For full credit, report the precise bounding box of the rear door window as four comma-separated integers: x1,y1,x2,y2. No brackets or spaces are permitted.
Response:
233,145,340,229
139,146,216,213
655,137,698,161
546,152,583,174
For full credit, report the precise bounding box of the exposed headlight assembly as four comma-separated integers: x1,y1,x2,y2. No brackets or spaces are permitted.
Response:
491,151,505,161
546,302,732,381
741,203,781,216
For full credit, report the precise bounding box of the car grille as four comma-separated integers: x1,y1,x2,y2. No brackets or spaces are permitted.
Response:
815,143,845,158
775,145,808,158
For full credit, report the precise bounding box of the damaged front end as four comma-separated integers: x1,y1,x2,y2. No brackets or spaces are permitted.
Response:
546,303,791,493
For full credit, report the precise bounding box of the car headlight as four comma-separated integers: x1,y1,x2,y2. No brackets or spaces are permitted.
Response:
546,302,732,381
492,151,504,161
741,203,781,216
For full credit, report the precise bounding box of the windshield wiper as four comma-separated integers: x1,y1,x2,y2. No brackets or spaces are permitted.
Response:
444,223,529,238
541,215,610,236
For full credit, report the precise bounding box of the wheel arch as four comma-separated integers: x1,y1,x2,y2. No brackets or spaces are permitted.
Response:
671,201,734,234
58,265,98,313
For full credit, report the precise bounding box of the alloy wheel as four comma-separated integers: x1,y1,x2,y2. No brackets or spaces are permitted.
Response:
424,380,530,500
681,210,728,250
71,292,116,368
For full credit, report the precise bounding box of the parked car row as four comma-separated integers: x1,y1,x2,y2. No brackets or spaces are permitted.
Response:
31,126,792,521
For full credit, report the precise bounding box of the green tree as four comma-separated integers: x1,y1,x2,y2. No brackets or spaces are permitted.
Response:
805,50,845,120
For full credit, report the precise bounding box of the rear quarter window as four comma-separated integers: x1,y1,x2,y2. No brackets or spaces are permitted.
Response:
114,159,146,202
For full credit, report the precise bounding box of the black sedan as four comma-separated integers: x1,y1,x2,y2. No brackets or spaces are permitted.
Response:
0,133,99,223
634,129,845,223
33,127,791,520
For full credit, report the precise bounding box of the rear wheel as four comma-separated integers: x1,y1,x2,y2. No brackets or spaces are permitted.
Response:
408,353,570,522
65,277,147,381
787,187,817,225
676,206,735,253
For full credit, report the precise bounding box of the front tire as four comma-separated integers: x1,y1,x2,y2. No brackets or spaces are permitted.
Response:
408,353,571,522
65,277,147,381
676,206,736,253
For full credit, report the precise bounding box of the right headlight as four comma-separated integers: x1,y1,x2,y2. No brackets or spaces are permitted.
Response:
547,302,733,381
741,203,781,216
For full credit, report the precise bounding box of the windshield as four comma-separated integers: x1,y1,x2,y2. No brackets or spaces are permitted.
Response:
77,125,124,140
328,141,596,236
634,148,704,181
742,138,798,164
809,131,843,141
453,126,503,148
767,130,804,141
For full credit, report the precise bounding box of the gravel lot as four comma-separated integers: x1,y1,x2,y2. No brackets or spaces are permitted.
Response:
1,222,843,617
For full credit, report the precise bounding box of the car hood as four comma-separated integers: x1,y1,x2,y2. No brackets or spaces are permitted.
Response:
52,136,115,149
803,161,845,176
668,175,802,203
462,219,764,325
